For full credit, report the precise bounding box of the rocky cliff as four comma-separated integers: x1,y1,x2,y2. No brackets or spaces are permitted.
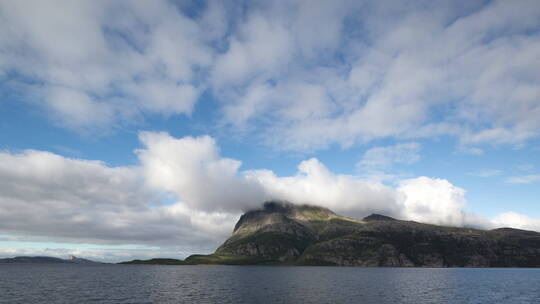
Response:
188,201,540,267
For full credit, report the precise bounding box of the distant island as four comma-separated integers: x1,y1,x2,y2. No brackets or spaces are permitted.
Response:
120,201,540,267
0,255,101,264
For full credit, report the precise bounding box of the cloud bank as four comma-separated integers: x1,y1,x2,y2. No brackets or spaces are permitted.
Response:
1,0,539,149
1,132,539,260
0,0,213,130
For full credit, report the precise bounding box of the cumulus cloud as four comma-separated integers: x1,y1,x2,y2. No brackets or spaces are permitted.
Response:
1,132,539,261
136,132,265,212
0,148,237,253
397,177,467,227
492,212,540,232
246,158,400,219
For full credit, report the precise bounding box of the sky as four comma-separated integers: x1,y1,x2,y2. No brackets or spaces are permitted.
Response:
0,0,539,262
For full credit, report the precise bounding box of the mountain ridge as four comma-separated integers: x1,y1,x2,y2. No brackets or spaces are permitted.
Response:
121,201,540,267
0,256,102,264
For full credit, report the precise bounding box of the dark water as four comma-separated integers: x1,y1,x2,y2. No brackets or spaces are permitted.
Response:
1,265,539,303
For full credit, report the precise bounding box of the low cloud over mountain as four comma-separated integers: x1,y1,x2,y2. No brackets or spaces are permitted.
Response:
0,132,537,261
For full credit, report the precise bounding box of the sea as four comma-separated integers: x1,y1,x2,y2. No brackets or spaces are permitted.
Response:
1,264,539,303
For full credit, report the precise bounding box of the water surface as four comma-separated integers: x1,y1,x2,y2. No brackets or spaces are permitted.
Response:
1,264,539,303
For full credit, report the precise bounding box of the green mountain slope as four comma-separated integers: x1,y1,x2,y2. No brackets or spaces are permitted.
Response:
187,201,540,267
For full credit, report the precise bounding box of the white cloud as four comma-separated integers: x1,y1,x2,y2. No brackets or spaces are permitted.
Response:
212,13,293,88
492,212,540,232
468,169,502,177
457,146,485,156
0,148,237,253
211,0,540,151
45,87,116,128
136,132,265,212
221,80,333,128
505,174,540,184
1,1,539,150
358,143,421,169
397,177,467,227
246,158,400,219
0,0,212,130
517,164,535,172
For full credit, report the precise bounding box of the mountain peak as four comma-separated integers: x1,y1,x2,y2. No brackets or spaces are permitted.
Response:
362,214,397,222
233,201,335,233
261,200,294,212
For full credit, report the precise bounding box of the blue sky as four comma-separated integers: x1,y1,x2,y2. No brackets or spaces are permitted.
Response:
0,0,539,262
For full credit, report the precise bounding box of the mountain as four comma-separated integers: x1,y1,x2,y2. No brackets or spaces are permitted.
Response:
0,256,101,264
119,258,186,265
66,256,102,264
183,201,540,267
